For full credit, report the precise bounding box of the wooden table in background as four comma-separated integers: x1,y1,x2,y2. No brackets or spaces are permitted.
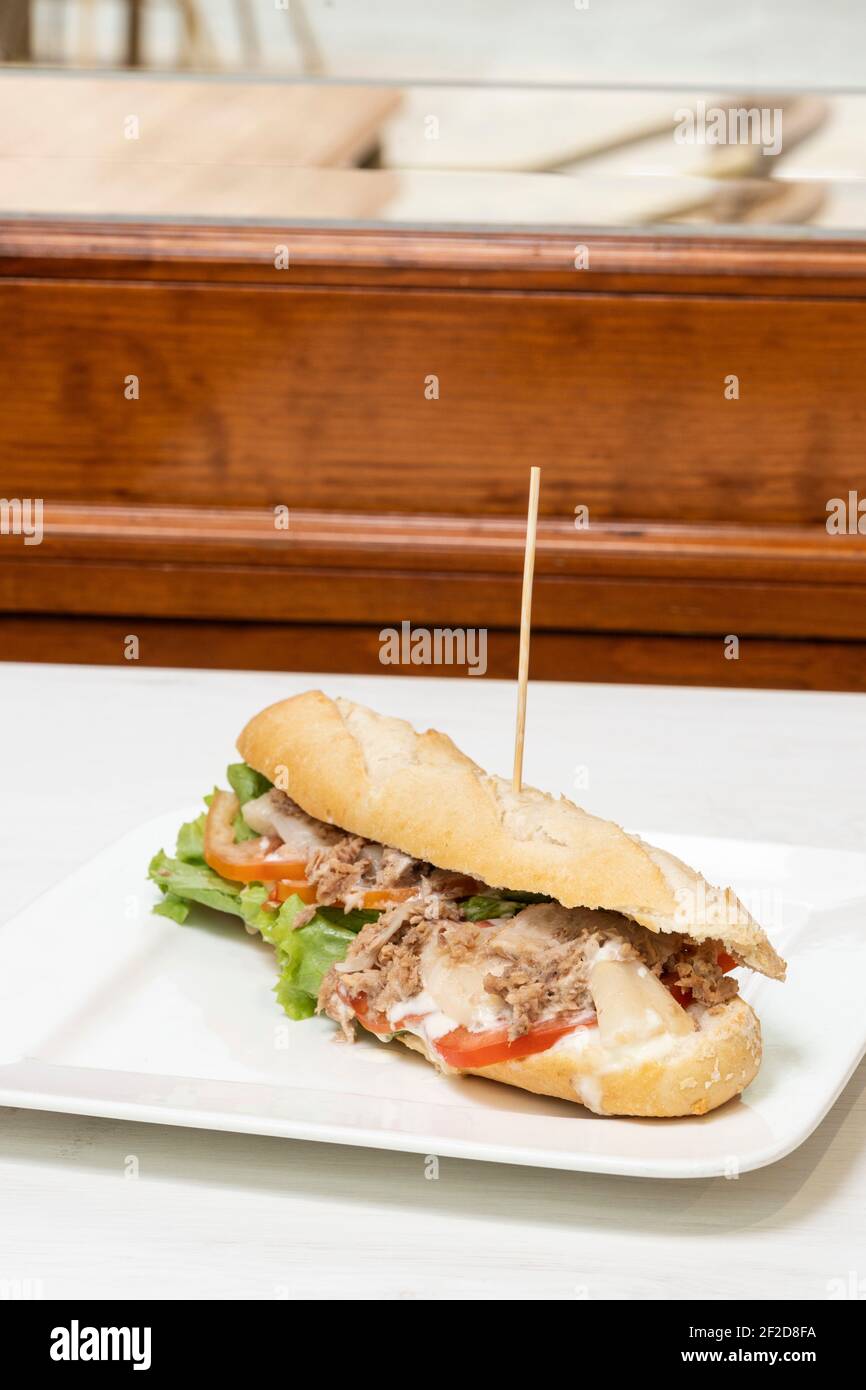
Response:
0,73,399,217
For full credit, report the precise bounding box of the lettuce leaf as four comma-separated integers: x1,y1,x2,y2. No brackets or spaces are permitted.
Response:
227,762,272,806
272,899,359,1020
238,881,274,934
232,812,260,842
225,764,273,840
275,974,316,1021
238,889,373,1018
315,905,380,932
460,891,551,920
148,849,243,918
175,813,206,863
152,891,191,924
239,884,306,945
460,894,522,920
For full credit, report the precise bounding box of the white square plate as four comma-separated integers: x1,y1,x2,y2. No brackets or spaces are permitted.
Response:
1,809,863,1178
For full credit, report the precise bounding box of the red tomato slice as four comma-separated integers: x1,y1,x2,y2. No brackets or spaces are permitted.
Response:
663,976,693,1009
271,879,319,905
343,991,393,1036
434,1014,595,1070
204,790,307,883
717,950,737,974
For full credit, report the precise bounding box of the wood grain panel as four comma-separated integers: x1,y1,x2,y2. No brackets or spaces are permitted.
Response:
26,504,866,585
2,220,865,692
2,616,864,692
2,278,865,525
5,221,866,298
2,553,866,638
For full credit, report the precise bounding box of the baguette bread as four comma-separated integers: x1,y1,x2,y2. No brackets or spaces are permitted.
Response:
237,691,784,1117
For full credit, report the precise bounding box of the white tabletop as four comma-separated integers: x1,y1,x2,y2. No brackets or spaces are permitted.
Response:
2,662,864,1300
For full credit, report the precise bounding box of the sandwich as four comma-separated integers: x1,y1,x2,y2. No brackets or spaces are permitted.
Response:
148,690,785,1117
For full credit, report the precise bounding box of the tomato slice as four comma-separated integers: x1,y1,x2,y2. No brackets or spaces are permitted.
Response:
361,887,416,910
662,975,693,1009
717,950,737,974
343,991,394,1036
434,1014,595,1070
343,988,595,1067
271,879,319,905
360,874,481,911
204,790,307,883
270,883,417,910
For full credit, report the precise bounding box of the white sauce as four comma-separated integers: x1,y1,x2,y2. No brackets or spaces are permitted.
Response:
386,992,460,1046
574,1075,605,1114
388,991,437,1025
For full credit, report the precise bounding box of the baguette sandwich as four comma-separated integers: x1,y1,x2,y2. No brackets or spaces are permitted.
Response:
148,690,785,1117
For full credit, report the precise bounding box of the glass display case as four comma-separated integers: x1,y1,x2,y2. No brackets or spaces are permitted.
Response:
1,0,865,236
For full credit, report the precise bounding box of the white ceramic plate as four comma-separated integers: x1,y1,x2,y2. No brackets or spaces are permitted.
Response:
1,809,863,1178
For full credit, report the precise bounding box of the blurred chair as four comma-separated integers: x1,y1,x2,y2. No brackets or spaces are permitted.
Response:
62,0,323,72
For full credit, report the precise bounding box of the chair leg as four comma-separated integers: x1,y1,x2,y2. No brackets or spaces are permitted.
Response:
125,0,143,67
0,0,32,62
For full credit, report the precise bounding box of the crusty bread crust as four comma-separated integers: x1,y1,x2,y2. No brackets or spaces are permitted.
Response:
237,691,785,979
397,996,761,1117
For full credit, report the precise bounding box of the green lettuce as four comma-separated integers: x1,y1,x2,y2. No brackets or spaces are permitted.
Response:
226,763,273,840
318,905,380,932
460,891,551,920
238,888,375,1019
227,762,272,806
238,881,276,935
461,894,522,920
232,813,259,842
272,899,361,1020
175,812,206,864
148,849,243,919
152,891,193,924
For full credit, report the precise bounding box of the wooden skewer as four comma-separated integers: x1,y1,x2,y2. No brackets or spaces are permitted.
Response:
512,466,541,793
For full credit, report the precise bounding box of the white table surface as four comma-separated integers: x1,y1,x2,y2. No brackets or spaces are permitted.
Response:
1,661,864,1301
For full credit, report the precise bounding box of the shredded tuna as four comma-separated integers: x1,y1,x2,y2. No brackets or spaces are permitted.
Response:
424,868,481,898
306,835,371,910
436,919,483,962
379,848,418,887
321,980,357,1041
672,945,739,1006
483,947,594,1039
333,897,419,972
319,895,459,1024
